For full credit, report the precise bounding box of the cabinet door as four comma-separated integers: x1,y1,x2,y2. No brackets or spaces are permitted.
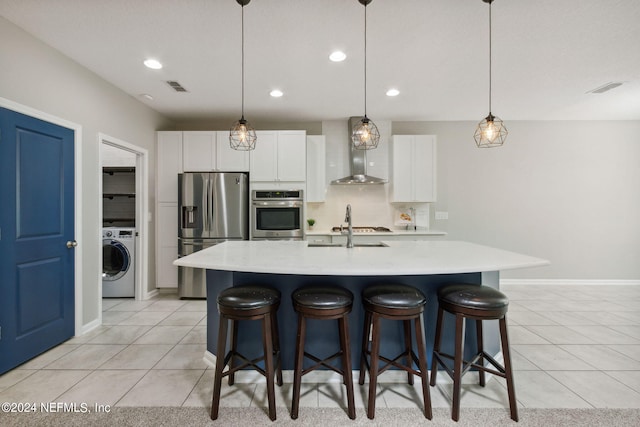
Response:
413,135,436,202
157,131,183,203
250,131,278,181
306,135,326,202
215,131,250,171
156,203,178,288
391,135,437,203
183,131,216,171
277,131,306,181
391,135,414,202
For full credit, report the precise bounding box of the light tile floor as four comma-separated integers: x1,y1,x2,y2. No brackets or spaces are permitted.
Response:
1,285,639,412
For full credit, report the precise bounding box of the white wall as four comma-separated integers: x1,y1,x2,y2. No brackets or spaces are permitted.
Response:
393,120,640,281
0,17,173,328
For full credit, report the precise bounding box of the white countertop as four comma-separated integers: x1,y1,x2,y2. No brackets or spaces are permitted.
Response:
173,240,549,276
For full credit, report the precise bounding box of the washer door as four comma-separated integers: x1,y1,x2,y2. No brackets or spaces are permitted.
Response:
103,239,130,281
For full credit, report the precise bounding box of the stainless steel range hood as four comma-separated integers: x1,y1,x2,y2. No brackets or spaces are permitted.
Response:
331,117,387,185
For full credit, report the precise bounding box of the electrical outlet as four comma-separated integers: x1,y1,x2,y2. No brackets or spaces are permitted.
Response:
435,211,449,220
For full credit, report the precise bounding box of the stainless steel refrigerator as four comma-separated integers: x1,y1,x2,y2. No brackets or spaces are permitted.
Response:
178,172,249,298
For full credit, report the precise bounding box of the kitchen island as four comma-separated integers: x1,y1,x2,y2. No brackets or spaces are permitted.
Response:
174,240,549,371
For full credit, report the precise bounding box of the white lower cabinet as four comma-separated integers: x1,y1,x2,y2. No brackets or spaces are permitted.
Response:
156,203,178,288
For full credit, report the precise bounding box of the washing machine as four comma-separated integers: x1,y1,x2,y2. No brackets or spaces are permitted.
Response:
102,227,136,297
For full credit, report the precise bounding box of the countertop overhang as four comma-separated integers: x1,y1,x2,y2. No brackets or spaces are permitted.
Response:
173,240,549,276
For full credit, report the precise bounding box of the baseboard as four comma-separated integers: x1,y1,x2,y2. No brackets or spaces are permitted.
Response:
78,317,102,336
203,351,485,385
143,289,160,299
500,279,640,286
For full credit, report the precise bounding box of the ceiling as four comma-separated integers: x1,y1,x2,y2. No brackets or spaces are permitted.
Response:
1,0,639,123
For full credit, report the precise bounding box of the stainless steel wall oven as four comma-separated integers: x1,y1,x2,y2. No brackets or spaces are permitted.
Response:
251,190,304,240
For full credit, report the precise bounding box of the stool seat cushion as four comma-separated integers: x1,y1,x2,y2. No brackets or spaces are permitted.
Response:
362,284,426,309
218,285,281,310
438,284,508,311
292,286,353,309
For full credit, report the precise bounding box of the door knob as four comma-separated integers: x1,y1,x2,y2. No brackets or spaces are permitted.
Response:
66,240,78,248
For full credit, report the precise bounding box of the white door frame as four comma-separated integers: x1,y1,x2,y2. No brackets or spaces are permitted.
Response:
98,133,149,305
0,96,84,336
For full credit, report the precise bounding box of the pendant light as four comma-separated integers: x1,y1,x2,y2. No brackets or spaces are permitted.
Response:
229,0,257,151
474,0,507,148
352,0,380,150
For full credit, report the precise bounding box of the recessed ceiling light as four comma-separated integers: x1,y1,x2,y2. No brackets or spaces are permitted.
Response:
270,89,284,98
139,94,154,101
143,59,163,70
586,81,624,94
386,88,400,97
329,51,347,62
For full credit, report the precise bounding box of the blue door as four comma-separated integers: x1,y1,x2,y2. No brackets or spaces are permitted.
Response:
0,107,75,374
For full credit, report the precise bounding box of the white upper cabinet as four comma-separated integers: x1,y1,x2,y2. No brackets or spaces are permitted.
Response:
306,135,326,202
182,131,249,172
216,131,250,171
391,135,437,203
251,130,306,182
182,131,215,171
156,131,183,203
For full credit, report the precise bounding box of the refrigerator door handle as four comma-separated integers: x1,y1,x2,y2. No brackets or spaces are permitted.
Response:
202,177,208,232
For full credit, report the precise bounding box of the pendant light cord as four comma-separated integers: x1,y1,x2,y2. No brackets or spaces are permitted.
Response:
488,1,492,114
364,3,368,117
241,4,245,119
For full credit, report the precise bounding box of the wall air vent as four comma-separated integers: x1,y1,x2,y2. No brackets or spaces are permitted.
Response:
586,82,623,94
166,80,188,92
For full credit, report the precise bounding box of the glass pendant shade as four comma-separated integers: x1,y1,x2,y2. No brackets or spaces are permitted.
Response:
229,117,256,151
352,116,380,150
474,113,507,148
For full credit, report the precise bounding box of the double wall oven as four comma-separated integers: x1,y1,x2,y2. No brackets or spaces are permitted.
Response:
252,190,304,240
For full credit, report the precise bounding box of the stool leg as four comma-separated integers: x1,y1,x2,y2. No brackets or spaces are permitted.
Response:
414,313,433,420
228,319,238,386
367,313,381,419
451,313,465,422
359,310,372,385
338,315,356,420
500,316,519,421
291,314,306,420
211,314,229,420
403,320,414,385
429,307,445,386
262,312,277,421
476,319,485,387
271,308,283,387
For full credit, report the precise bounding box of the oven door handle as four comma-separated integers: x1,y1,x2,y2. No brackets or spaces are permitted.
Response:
252,201,303,207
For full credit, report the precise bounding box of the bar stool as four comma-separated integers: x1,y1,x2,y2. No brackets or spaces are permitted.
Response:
291,285,356,420
430,283,518,422
359,284,432,420
211,285,283,421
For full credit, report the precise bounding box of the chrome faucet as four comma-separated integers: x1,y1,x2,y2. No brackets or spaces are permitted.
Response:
344,204,353,248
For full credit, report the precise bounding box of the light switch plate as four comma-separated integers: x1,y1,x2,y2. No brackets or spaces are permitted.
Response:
435,211,449,220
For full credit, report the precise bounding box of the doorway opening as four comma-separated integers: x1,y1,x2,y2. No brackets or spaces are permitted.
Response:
98,134,149,307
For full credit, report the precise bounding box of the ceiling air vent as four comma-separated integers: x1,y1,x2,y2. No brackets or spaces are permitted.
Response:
586,82,623,94
166,80,188,92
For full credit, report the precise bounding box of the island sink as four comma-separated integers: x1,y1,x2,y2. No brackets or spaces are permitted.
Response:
307,242,389,248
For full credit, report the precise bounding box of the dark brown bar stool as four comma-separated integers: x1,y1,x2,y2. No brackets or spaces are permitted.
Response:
430,283,518,422
211,285,283,421
291,285,356,420
359,284,432,420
